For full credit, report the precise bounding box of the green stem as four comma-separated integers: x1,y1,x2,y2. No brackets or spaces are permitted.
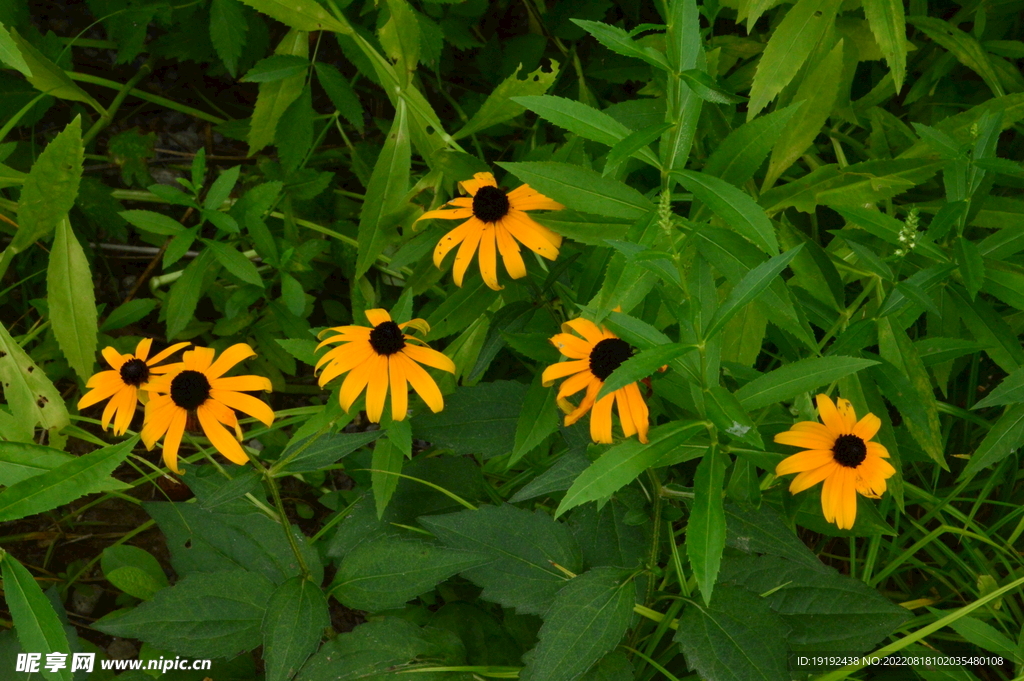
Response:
68,72,226,124
83,58,155,146
269,419,336,477
245,448,312,581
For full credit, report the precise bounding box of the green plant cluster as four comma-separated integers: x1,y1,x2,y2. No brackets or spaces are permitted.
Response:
1,0,1024,679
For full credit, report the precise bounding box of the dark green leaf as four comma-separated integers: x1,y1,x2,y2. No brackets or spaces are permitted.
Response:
242,54,310,82
687,445,727,603
414,380,527,459
500,161,656,220
262,577,330,681
735,356,879,410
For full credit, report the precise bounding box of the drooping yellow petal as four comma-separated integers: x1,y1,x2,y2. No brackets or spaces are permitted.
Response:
364,309,392,327
495,224,527,279
541,359,589,386
198,404,247,465
204,397,243,439
590,393,615,444
102,347,127,370
400,353,445,413
557,370,594,399
615,387,636,438
318,342,376,386
364,354,390,423
400,344,456,374
550,333,593,360
210,389,275,426
78,373,125,409
776,449,834,476
502,211,560,260
339,359,374,412
478,224,501,290
161,409,188,474
820,468,841,525
398,318,431,335
815,394,847,435
789,462,836,494
146,342,191,366
507,184,565,212
838,469,858,530
207,343,257,379
624,382,650,444
389,355,408,421
452,221,484,287
112,387,139,436
100,388,125,431
210,375,273,392
433,219,479,268
564,379,601,427
853,413,882,441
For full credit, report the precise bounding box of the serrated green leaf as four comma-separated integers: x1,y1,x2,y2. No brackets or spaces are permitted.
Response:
519,568,635,681
597,343,696,400
456,61,559,139
679,69,747,103
235,0,346,32
0,443,74,486
332,536,491,611
687,445,727,603
95,570,273,658
959,404,1024,480
314,62,364,133
102,545,169,601
954,236,985,299
705,245,803,340
862,0,906,92
420,504,582,616
0,437,136,522
262,577,330,681
1,552,72,681
0,21,30,77
736,356,879,410
9,29,99,108
47,217,97,381
413,380,527,459
248,30,308,155
700,102,803,194
571,19,668,70
909,16,1005,97
100,299,158,332
210,0,249,78
673,170,779,255
500,161,655,220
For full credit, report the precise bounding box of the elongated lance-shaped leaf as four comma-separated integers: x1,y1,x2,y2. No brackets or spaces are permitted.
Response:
47,216,98,382
0,318,69,434
687,444,727,604
456,62,558,139
660,0,703,175
673,169,778,255
736,356,879,410
248,29,308,156
234,0,346,32
597,343,696,400
356,99,410,278
9,30,99,109
0,21,30,77
704,245,803,340
499,161,656,219
862,0,907,92
1,551,73,681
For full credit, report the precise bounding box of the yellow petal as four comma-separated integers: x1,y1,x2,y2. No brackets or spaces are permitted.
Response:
624,382,650,444
836,397,857,432
564,379,600,427
774,429,835,450
318,343,375,386
112,387,139,436
365,309,392,327
557,370,593,399
853,413,882,442
615,388,636,438
459,172,497,196
400,353,444,413
502,211,560,260
776,449,834,476
815,394,847,436
135,338,153,361
789,462,836,494
839,469,858,530
452,221,483,287
78,373,125,409
563,318,605,344
550,333,592,360
210,389,275,427
401,344,456,373
339,359,374,413
867,441,890,459
433,219,479,268
364,354,390,423
198,403,248,465
207,343,257,379
416,206,474,221
541,359,589,386
210,375,273,392
102,347,127,370
389,355,408,421
478,225,502,290
507,184,565,212
161,409,188,474
495,224,527,279
147,341,191,366
590,393,615,444
184,347,216,372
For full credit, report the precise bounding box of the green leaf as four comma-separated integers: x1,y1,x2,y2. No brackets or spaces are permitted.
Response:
262,577,330,681
101,545,169,601
277,86,314,173
705,245,803,340
763,40,845,190
974,367,1024,410
234,0,346,32
248,29,308,155
205,165,242,211
862,0,907,92
556,421,704,517
947,285,1024,373
510,451,590,503
379,0,420,79
0,443,74,485
205,240,263,288
571,19,668,70
959,405,1024,480
909,16,1005,97
10,116,83,255
735,356,879,410
499,161,656,220
604,122,672,174
119,209,184,236
420,504,582,616
513,95,659,168
724,503,824,570
47,217,97,381
0,436,136,522
947,616,1022,664
101,299,158,332
511,371,559,466
673,584,790,681
278,431,383,474
912,121,963,158
533,211,631,247
0,21,30,77
719,554,911,652
371,434,404,519
519,568,635,681
243,54,310,83
0,318,69,434
331,536,490,611
145,501,323,585
455,61,559,139
210,0,249,78
355,99,410,278
8,29,99,108
165,249,215,340
413,380,527,459
1,551,72,681
954,236,985,299
597,343,695,400
701,103,803,191
687,445,727,604
746,0,843,119
314,62,364,133
95,570,274,658
673,170,778,255
679,69,747,104
836,206,946,262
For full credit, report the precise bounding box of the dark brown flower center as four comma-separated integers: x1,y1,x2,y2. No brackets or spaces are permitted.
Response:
368,321,406,356
119,358,150,387
170,370,211,410
589,338,633,381
832,434,867,468
472,185,510,223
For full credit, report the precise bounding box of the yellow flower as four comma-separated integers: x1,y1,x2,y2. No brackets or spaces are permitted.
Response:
542,319,650,444
774,394,896,530
415,172,564,290
140,344,274,474
77,339,190,436
315,308,456,423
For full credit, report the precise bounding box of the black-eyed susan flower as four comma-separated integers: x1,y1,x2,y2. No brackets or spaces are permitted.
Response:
774,394,896,530
78,339,190,436
140,344,274,474
542,318,650,445
414,172,564,290
315,308,455,423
